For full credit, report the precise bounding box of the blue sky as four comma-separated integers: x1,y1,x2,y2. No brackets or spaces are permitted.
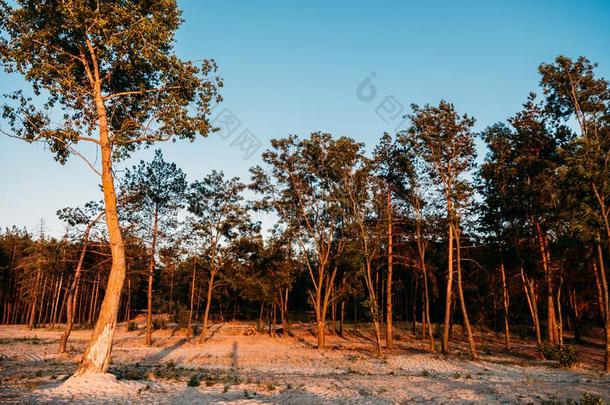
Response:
1,0,609,235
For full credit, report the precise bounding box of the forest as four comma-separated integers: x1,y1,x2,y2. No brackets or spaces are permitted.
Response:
0,1,609,403
2,54,610,368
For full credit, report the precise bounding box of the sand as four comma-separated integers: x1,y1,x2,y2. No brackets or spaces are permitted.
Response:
0,321,608,404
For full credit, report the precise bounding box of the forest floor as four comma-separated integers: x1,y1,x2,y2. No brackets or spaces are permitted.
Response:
0,320,608,404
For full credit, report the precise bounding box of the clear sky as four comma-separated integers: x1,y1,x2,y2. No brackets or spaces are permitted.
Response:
1,0,609,236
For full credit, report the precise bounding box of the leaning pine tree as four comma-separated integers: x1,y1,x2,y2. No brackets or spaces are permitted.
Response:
0,0,221,375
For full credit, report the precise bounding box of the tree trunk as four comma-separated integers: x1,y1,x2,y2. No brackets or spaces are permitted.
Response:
317,319,325,349
454,226,477,360
442,221,454,353
330,285,336,335
257,302,264,333
74,70,127,376
499,261,510,350
556,275,564,347
422,265,434,352
339,299,345,337
363,263,383,356
28,265,42,330
51,274,63,329
199,270,216,343
595,240,609,372
271,302,277,337
568,288,582,342
125,275,131,323
280,287,288,337
187,263,196,343
386,190,394,349
593,262,606,323
146,210,159,346
535,220,558,344
521,267,542,346
37,273,48,327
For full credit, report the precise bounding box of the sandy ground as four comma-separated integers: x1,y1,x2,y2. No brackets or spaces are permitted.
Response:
0,320,608,404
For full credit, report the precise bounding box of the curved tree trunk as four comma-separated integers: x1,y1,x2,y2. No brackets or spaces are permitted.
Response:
74,69,127,375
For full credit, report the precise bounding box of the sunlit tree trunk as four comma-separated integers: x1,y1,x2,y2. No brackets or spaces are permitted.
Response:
75,62,127,375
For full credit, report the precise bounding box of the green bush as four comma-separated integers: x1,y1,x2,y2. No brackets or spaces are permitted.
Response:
127,321,138,331
538,343,578,368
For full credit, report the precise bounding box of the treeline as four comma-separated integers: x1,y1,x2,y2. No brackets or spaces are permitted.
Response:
0,56,609,371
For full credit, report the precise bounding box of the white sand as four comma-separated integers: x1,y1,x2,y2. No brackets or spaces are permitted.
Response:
0,322,608,404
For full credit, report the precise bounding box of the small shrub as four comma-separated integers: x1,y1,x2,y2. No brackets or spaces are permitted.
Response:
541,392,606,405
187,374,201,387
538,344,578,368
113,365,147,380
127,321,138,332
577,392,606,405
421,369,430,377
154,366,181,381
152,318,167,330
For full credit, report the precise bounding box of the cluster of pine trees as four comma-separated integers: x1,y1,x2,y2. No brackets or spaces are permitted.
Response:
1,55,609,372
0,1,608,376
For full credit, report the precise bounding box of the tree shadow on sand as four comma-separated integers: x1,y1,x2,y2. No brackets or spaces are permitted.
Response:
144,338,187,363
